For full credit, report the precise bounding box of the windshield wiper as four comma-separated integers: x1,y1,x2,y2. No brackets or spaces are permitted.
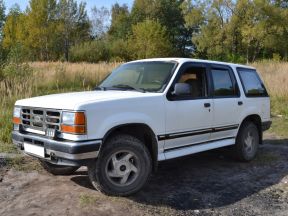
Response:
94,86,107,91
111,84,146,93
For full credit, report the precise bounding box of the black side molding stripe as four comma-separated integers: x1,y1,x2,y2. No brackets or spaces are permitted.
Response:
164,136,236,152
158,128,212,141
158,124,239,141
213,125,239,133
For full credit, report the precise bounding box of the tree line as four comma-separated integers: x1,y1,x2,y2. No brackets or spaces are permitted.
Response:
0,0,287,63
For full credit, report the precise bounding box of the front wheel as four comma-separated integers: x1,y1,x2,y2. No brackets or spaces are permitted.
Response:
39,160,80,175
88,134,152,196
234,121,259,161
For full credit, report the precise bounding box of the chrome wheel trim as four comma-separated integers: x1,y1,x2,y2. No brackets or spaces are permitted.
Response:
244,130,255,154
105,150,140,187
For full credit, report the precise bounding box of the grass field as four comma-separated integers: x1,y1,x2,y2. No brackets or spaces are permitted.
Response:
0,61,287,152
251,61,288,137
0,62,118,151
252,61,288,117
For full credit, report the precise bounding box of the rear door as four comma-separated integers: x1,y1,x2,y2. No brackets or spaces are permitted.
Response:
209,64,243,141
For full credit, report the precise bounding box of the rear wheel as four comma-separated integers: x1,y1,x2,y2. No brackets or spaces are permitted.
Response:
88,134,152,196
39,160,79,175
234,121,259,161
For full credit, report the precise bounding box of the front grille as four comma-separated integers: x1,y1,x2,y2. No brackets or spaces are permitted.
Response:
21,107,61,132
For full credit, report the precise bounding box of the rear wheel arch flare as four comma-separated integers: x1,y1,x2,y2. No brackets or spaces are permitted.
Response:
239,114,262,144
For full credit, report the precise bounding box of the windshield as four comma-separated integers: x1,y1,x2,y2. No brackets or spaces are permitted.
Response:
98,61,177,92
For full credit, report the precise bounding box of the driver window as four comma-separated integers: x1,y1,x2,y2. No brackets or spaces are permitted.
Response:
176,66,207,98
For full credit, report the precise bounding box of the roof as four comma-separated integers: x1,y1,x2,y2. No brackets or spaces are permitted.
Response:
130,58,255,70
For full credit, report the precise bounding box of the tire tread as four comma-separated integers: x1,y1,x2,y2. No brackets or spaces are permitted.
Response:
88,134,152,196
234,121,259,162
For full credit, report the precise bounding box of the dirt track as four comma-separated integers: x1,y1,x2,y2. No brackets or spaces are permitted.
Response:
1,134,288,216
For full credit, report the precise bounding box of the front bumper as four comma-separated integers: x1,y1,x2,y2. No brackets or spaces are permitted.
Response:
12,131,102,166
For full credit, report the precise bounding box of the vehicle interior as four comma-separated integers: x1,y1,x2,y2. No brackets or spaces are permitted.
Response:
177,66,207,98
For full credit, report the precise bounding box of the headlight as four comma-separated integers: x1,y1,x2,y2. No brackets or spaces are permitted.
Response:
13,107,21,124
62,112,76,125
61,111,86,134
13,107,21,118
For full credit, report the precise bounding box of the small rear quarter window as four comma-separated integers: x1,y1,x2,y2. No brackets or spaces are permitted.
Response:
237,68,268,97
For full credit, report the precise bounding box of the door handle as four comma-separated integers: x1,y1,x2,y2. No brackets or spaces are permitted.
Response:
238,101,243,106
204,103,211,108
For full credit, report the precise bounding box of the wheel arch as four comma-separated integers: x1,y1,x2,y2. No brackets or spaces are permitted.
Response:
239,114,263,144
102,123,159,172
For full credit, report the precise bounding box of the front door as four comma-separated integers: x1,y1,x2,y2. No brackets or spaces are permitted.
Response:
164,63,213,151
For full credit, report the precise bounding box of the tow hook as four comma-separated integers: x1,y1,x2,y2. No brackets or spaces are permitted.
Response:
50,152,58,162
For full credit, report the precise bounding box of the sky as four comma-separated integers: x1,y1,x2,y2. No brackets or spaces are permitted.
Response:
4,0,134,14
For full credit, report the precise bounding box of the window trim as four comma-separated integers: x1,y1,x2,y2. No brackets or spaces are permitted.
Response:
166,62,210,101
236,67,269,98
208,64,241,99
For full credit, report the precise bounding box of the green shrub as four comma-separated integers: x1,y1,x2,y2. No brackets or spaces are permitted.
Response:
0,45,34,150
70,40,110,63
272,53,281,62
225,53,246,64
108,39,130,62
0,62,33,97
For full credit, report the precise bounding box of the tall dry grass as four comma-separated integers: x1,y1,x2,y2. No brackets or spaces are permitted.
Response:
0,62,119,147
30,61,120,92
30,61,288,99
252,61,288,98
252,61,288,117
28,61,288,117
1,60,287,149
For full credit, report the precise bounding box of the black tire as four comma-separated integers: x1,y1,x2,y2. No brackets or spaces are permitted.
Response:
39,160,80,175
234,121,259,161
88,134,152,196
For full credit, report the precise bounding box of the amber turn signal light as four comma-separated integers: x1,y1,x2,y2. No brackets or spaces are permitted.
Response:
61,125,86,134
74,112,86,125
13,117,21,124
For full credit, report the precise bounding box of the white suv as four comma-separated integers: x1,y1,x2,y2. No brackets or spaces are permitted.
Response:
12,58,271,196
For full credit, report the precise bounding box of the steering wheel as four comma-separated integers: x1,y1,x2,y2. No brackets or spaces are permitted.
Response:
151,80,162,84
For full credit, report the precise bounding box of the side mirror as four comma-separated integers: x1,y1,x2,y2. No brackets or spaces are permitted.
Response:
172,83,191,96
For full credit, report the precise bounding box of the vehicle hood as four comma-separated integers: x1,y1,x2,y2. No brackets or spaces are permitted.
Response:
15,90,159,110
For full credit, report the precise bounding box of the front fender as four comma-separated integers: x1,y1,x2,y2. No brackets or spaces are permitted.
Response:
82,96,166,140
91,112,159,139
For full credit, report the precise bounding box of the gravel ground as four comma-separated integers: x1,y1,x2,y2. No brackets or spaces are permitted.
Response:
0,134,288,216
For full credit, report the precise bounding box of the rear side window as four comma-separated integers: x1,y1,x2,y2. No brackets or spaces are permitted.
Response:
211,69,238,97
237,68,268,97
